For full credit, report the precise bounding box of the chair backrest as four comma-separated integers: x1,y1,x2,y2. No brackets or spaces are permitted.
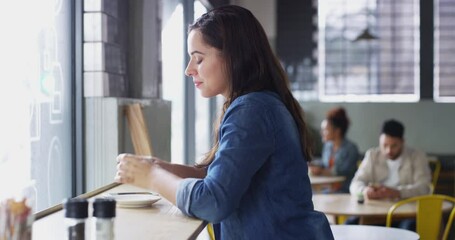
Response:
386,194,455,240
125,103,153,156
428,158,441,194
356,159,362,168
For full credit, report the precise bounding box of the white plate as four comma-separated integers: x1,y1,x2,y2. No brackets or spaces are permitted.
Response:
105,193,161,208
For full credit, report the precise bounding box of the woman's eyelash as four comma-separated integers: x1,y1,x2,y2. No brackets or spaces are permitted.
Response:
196,59,202,64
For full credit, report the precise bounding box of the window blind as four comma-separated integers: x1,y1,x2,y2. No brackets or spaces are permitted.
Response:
319,0,420,102
434,0,455,102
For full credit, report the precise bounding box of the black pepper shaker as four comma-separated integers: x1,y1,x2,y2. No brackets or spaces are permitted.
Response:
92,198,116,240
63,198,88,240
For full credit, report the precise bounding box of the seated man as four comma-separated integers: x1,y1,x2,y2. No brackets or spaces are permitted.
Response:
348,119,432,228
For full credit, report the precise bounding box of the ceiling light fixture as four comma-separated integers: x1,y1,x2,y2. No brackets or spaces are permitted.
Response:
353,27,379,42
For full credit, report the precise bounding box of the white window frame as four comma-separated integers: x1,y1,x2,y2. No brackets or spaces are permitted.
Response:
318,0,420,102
433,0,455,103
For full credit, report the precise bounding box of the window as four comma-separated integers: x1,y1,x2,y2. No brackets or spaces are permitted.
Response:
0,1,74,211
434,0,455,102
162,1,210,165
193,2,211,163
277,0,319,102
318,0,420,102
162,3,185,164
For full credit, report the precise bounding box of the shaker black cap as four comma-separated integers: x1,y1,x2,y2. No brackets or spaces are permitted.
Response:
93,198,116,218
63,198,89,219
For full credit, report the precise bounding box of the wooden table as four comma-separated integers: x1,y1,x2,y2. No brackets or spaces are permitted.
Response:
310,175,346,186
313,193,417,224
330,225,420,240
32,184,206,240
309,175,345,193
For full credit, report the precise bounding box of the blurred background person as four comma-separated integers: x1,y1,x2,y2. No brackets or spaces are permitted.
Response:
350,119,431,200
310,107,359,193
347,119,431,229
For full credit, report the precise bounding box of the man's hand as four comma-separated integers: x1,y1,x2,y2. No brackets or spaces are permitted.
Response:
364,185,400,199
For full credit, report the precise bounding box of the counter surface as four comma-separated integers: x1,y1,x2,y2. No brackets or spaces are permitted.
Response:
32,184,206,240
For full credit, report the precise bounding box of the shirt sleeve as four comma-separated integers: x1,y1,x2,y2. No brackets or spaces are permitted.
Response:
349,149,374,195
397,150,432,198
176,102,275,223
176,178,199,217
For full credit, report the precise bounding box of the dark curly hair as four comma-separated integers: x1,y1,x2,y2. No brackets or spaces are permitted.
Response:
326,107,350,137
381,119,404,139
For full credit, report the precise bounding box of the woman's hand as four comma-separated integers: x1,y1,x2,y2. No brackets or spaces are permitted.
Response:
309,165,323,175
115,153,162,190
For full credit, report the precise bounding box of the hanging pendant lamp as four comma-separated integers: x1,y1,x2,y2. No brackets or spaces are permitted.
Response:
353,27,379,42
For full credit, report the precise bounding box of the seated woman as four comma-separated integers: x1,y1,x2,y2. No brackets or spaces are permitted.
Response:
310,107,359,193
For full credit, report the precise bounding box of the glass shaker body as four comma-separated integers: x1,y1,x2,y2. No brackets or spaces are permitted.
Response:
65,217,87,240
92,198,116,240
63,198,88,240
93,217,115,240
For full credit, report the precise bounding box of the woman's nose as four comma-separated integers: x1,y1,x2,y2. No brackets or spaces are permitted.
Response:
185,63,195,77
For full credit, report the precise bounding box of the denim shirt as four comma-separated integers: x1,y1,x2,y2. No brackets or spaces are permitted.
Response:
321,139,359,193
177,91,333,240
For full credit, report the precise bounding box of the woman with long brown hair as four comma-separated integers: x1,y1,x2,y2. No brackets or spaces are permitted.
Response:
115,5,333,239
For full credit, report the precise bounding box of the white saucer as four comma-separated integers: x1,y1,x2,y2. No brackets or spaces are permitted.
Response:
104,192,161,208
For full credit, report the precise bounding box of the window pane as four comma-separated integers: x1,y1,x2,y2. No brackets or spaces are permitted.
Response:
319,0,420,102
194,1,211,163
163,1,212,164
162,4,185,164
434,0,455,102
0,0,73,211
278,0,319,101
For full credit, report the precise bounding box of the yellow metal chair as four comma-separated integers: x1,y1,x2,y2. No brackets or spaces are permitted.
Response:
428,158,441,194
356,159,362,168
207,223,216,240
386,194,455,240
444,208,455,240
